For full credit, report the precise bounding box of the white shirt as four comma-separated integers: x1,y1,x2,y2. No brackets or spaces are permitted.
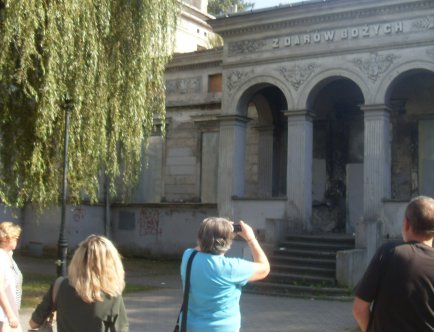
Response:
0,249,20,322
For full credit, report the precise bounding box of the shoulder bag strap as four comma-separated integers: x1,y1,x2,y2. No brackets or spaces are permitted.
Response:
176,250,198,332
52,276,64,309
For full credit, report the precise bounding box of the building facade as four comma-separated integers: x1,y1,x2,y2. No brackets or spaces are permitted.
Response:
163,0,434,284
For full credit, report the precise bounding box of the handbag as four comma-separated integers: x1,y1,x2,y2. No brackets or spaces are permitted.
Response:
37,277,64,332
174,250,198,332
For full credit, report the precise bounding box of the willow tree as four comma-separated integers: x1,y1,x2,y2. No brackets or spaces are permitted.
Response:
0,0,179,208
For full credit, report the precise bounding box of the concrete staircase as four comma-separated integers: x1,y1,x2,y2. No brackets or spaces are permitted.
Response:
245,233,355,300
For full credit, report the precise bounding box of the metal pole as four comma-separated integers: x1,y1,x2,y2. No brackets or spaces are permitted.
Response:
56,100,72,277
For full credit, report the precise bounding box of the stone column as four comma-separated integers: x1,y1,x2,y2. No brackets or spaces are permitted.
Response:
359,104,391,259
285,110,313,232
256,125,274,197
361,104,391,221
217,115,249,218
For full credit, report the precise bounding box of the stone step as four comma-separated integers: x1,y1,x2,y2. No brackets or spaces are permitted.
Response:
246,233,356,299
271,255,336,268
272,263,335,278
285,234,355,245
245,281,353,301
266,271,336,285
278,240,354,252
274,247,337,259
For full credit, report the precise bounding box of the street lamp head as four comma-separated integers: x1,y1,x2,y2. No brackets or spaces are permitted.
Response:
62,98,74,112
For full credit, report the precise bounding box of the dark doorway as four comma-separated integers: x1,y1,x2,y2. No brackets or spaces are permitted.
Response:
309,78,365,233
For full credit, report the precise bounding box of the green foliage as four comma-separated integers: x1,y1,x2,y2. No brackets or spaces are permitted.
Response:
0,0,179,208
208,0,254,15
207,34,224,48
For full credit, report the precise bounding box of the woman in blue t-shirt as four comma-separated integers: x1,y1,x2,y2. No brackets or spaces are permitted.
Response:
180,217,270,332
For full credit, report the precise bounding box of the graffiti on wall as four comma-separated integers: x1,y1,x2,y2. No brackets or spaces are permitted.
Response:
139,208,161,236
73,207,85,224
71,206,86,235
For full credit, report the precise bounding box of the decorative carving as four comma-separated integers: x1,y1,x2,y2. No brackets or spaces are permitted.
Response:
226,70,253,92
277,63,317,90
228,40,266,56
352,53,398,82
166,77,201,94
412,16,434,30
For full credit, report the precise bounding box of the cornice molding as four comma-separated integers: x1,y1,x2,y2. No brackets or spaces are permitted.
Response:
213,1,434,37
166,49,223,72
166,60,222,72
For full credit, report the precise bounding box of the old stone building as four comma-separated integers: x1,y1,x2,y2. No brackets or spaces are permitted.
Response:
161,0,434,285
8,0,434,286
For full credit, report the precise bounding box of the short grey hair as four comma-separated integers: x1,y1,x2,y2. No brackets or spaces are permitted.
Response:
197,217,233,254
405,196,434,235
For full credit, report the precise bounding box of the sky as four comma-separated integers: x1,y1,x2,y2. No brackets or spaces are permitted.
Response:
251,0,304,10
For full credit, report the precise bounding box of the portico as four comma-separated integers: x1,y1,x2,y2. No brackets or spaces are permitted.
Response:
207,0,434,285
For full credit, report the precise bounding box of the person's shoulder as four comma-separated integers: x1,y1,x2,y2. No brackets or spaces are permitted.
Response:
0,248,9,261
374,240,402,261
182,248,197,260
380,240,402,251
220,254,253,267
183,248,196,255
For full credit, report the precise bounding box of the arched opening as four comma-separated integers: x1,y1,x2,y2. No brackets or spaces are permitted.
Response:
242,84,288,198
387,69,434,199
308,78,365,233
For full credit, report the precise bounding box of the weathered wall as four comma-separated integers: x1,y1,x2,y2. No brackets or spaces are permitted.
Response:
112,204,217,256
19,205,105,252
10,203,217,257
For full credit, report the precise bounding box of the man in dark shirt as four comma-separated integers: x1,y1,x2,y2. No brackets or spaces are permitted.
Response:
353,196,434,332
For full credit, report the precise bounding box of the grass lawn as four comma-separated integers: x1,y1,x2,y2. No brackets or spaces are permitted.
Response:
22,272,157,308
21,256,180,308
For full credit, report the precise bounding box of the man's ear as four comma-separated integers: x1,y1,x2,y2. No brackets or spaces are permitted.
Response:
403,216,411,233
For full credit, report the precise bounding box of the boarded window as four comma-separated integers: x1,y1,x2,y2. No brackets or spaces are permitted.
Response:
118,211,135,230
208,74,222,93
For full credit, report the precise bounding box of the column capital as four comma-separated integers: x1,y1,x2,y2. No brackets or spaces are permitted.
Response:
253,124,274,132
284,109,315,120
217,114,250,124
360,104,391,113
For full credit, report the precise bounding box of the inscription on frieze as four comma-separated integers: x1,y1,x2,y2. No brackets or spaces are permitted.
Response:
223,15,434,57
272,22,403,50
277,63,318,90
166,77,202,94
351,53,398,82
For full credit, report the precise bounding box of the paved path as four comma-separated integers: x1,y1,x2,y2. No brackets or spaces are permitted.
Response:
18,256,358,332
21,288,357,331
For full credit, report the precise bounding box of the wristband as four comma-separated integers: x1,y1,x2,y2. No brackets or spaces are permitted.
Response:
246,238,256,243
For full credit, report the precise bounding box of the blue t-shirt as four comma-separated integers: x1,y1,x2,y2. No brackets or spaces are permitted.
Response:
180,248,255,332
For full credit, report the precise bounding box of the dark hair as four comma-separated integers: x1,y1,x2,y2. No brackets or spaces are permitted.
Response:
405,196,434,235
197,217,233,254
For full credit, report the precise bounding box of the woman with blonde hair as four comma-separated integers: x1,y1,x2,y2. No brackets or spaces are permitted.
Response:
29,234,129,332
0,222,22,332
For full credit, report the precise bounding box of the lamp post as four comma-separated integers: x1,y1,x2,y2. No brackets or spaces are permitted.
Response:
56,99,73,277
